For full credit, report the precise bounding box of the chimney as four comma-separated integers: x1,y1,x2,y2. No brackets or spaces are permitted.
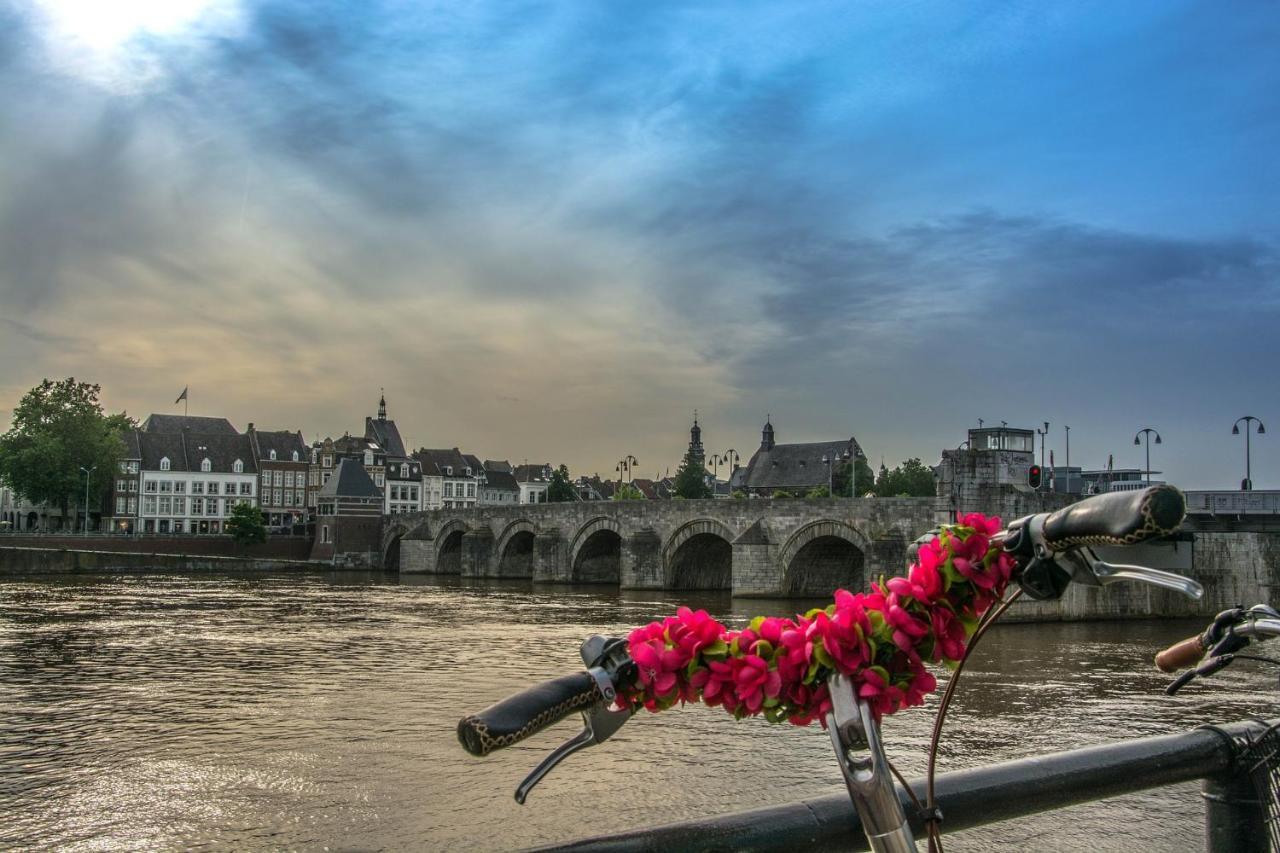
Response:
248,422,255,432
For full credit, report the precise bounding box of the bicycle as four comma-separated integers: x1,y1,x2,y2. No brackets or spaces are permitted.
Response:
457,485,1251,852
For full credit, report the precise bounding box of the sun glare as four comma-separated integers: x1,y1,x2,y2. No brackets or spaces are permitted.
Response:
38,0,223,52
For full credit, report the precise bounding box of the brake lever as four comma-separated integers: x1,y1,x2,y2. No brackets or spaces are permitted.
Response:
514,636,635,804
1056,547,1203,600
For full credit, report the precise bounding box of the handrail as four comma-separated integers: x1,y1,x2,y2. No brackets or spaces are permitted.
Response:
537,718,1273,852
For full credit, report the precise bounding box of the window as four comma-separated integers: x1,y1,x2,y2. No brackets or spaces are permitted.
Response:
467,483,475,498
159,497,171,514
207,499,219,516
191,498,204,515
364,449,374,465
115,497,126,514
160,456,171,471
129,462,139,474
269,449,277,461
390,485,399,501
116,479,127,492
375,473,384,487
208,482,218,494
143,496,157,515
464,467,471,476
292,450,299,462
160,480,173,493
444,466,452,476
127,497,137,514
201,458,211,473
233,459,244,473
274,489,282,506
284,471,294,488
322,472,331,484
273,471,283,487
239,482,252,496
173,498,186,514
400,464,409,478
119,461,128,473
409,486,418,501
129,480,137,492
323,455,332,468
144,480,157,493
444,482,454,497
192,481,204,494
321,524,330,544
174,481,186,494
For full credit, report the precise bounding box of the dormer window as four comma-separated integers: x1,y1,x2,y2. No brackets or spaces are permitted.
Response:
160,456,171,471
233,459,244,473
292,451,299,462
201,458,212,473
444,466,452,476
464,467,472,476
400,464,408,478
269,450,277,461
364,450,374,465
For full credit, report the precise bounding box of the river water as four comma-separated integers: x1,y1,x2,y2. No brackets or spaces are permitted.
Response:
0,571,1275,852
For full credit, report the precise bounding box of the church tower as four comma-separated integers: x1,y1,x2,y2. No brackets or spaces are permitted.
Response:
761,416,775,451
688,411,705,468
378,389,387,421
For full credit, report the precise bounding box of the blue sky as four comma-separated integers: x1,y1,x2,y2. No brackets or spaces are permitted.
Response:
0,0,1277,487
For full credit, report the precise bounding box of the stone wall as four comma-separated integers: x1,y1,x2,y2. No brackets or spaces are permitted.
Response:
0,545,326,574
0,534,312,560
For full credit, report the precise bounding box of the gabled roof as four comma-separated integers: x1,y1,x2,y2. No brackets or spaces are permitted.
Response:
515,463,552,482
136,430,256,474
365,416,407,458
318,458,381,498
120,429,142,460
414,448,473,477
461,453,484,472
744,438,863,491
484,459,513,474
142,414,238,435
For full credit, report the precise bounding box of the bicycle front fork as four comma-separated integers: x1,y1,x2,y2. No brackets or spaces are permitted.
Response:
826,673,919,853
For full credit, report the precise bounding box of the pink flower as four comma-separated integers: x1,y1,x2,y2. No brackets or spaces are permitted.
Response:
960,512,1002,537
886,594,930,653
631,638,685,697
667,606,725,658
887,556,944,606
931,607,967,662
730,654,782,713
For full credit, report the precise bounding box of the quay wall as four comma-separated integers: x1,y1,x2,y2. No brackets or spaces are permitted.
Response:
0,539,325,575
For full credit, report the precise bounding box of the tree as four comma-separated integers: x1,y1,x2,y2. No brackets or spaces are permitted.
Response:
832,457,876,498
226,502,267,545
0,378,132,525
873,457,937,497
673,451,712,499
546,464,576,502
612,483,645,500
772,489,795,499
731,489,747,500
806,485,832,499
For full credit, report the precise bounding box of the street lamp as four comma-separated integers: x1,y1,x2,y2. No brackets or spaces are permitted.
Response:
821,453,834,495
1232,416,1266,491
1133,428,1162,485
707,453,724,483
79,465,96,536
723,448,739,474
616,455,637,485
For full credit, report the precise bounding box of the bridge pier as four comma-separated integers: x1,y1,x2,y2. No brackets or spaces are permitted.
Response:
460,529,494,577
533,530,567,582
621,529,662,589
730,521,780,596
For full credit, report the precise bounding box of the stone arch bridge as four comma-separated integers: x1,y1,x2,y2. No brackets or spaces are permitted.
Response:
383,498,949,597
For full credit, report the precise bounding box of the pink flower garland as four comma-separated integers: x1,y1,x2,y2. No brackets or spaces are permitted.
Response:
623,513,1017,725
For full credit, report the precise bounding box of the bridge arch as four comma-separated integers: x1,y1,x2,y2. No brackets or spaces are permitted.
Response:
662,518,735,590
778,519,869,597
569,516,623,584
435,518,470,575
495,519,537,578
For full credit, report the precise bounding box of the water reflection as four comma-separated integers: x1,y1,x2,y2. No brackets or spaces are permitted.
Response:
0,571,1274,851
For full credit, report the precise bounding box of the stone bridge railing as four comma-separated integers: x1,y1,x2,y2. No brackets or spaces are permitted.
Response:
382,497,960,597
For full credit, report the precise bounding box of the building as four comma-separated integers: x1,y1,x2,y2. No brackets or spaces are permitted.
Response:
133,425,258,534
366,393,422,515
0,481,73,532
106,430,143,533
514,463,553,504
934,425,1037,512
311,458,384,563
739,418,865,497
248,424,310,532
415,448,483,509
480,463,521,505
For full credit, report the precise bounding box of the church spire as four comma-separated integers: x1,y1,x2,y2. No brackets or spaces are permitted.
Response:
378,389,387,421
761,414,775,451
688,410,705,467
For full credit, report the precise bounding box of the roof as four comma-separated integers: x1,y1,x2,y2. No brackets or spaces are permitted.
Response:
461,453,484,472
515,463,552,482
318,458,382,498
136,430,257,474
414,448,474,477
141,414,238,435
744,438,863,491
365,416,407,458
484,460,513,474
250,429,308,462
120,430,142,460
483,470,520,492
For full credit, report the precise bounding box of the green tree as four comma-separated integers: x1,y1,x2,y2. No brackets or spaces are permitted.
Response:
226,502,267,545
612,483,645,500
0,378,132,524
673,451,712,499
731,489,747,500
832,457,876,497
806,485,832,499
546,464,576,502
873,458,937,497
772,489,795,499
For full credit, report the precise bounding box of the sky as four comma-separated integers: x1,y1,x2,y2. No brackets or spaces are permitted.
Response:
0,0,1277,488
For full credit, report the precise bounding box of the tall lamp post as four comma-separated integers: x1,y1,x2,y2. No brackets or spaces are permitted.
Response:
615,455,638,486
1232,416,1266,491
707,453,724,483
1036,422,1050,491
79,465,96,536
1133,428,1162,485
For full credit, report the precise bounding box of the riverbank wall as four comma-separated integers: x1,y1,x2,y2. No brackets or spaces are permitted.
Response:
0,535,332,573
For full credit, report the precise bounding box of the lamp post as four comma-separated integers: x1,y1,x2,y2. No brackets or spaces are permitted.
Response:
1133,428,1162,485
616,455,637,485
1036,422,1050,492
723,449,739,475
1064,425,1071,490
821,453,834,495
1232,416,1266,491
79,465,96,536
708,453,724,483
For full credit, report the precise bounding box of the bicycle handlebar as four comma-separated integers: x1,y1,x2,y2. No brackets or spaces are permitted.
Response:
1041,484,1185,552
458,672,603,757
1154,634,1205,673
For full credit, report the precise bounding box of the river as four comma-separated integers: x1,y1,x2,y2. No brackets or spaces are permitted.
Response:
0,571,1274,851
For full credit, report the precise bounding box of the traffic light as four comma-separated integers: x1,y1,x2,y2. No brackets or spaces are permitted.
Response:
1027,465,1042,489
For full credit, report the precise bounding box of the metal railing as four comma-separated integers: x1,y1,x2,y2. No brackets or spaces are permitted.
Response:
540,718,1274,853
1185,490,1280,515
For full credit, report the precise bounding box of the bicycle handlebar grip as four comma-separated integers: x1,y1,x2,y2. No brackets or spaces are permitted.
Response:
1041,484,1185,551
1155,634,1205,673
457,672,603,757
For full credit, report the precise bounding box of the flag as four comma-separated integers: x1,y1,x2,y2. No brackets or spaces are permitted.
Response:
174,386,188,405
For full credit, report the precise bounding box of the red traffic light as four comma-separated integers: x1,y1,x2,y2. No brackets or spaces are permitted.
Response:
1028,465,1043,489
